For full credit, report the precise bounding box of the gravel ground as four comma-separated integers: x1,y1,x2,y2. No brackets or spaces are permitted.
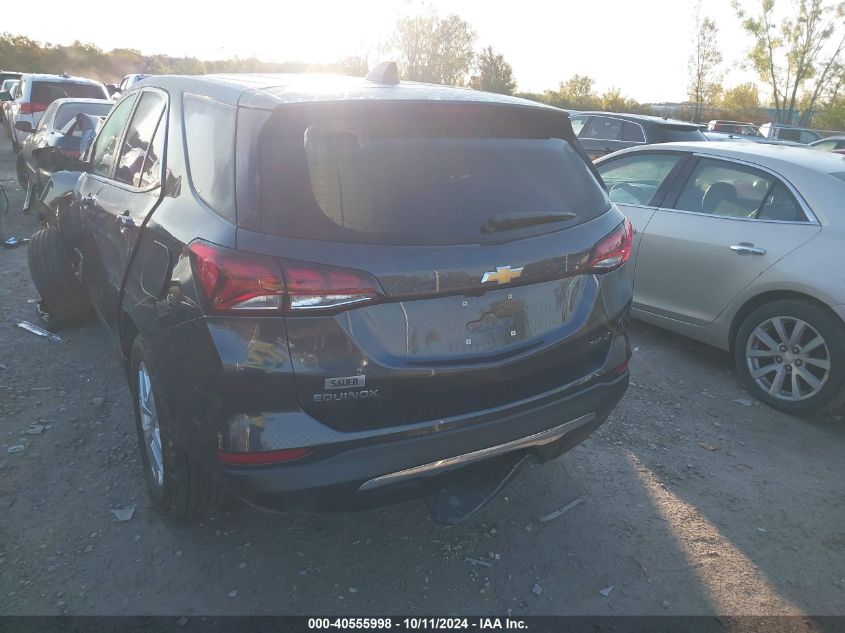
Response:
0,140,843,619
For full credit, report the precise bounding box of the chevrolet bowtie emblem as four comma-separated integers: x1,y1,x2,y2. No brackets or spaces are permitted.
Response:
481,265,524,285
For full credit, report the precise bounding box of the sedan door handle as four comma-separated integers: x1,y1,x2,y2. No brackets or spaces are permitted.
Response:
730,243,766,256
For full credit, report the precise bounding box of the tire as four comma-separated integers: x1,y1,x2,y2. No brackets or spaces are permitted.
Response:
131,338,220,520
16,155,27,188
734,299,845,414
27,227,93,328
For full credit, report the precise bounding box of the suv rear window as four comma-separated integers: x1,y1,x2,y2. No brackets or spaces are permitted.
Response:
32,81,106,102
251,102,608,246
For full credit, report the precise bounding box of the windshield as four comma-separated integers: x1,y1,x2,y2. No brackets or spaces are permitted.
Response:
250,102,608,246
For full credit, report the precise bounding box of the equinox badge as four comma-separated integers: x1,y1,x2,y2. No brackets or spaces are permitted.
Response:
481,265,524,285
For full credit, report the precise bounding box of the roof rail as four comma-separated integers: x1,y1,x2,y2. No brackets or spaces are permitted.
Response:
365,61,399,85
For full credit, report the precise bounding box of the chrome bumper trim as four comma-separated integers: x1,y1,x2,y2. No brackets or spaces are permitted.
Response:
358,412,596,492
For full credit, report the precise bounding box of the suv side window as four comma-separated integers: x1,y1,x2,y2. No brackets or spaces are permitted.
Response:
621,121,645,142
90,94,138,178
114,92,166,188
597,153,682,205
672,158,781,219
583,116,622,140
183,94,236,218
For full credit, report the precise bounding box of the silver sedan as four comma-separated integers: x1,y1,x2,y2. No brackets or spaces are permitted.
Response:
596,141,845,413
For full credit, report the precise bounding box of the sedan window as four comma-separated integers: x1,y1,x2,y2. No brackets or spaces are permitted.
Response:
673,158,776,219
597,153,682,205
755,182,805,222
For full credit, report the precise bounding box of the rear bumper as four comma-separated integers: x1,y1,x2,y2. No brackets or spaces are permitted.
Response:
212,370,627,511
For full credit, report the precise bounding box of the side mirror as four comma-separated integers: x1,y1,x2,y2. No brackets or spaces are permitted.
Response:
0,91,11,102
110,92,121,101
15,120,34,134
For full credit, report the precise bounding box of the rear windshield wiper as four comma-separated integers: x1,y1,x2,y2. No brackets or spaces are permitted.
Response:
481,211,577,233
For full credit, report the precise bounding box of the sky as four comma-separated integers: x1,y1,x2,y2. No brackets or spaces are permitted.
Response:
16,0,763,103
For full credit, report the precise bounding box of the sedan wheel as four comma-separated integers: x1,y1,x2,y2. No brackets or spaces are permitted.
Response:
745,317,830,402
138,362,164,489
735,300,845,413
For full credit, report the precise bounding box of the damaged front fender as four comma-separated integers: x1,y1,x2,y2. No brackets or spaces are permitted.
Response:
36,170,82,228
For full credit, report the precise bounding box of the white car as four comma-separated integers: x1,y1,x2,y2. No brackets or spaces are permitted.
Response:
8,74,108,151
111,74,152,100
596,142,845,412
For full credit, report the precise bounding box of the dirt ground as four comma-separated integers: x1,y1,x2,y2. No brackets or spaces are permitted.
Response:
0,139,843,619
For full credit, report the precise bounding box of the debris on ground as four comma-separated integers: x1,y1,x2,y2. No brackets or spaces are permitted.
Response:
228,590,238,598
177,616,188,627
16,321,62,342
92,397,105,407
25,424,45,435
538,496,585,523
531,583,543,596
3,236,30,248
110,506,136,522
84,545,94,553
465,557,493,568
349,587,358,593
697,442,717,451
733,399,753,407
662,600,670,608
599,586,614,597
8,445,25,454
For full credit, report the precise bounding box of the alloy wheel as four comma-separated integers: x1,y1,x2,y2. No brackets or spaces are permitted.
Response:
746,316,831,402
138,362,164,488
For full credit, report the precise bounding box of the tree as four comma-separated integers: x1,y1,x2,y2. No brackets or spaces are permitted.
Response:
469,45,516,94
338,55,369,77
734,0,845,124
392,13,476,85
720,82,763,120
688,1,723,122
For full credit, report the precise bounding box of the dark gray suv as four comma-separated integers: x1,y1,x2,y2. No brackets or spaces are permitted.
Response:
28,67,633,522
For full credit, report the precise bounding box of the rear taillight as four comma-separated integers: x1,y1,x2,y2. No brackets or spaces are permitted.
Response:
188,240,382,315
283,261,381,311
19,102,48,115
585,218,633,273
216,447,313,465
189,241,285,312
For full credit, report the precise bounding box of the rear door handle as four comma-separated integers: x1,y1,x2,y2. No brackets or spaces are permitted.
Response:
730,243,766,256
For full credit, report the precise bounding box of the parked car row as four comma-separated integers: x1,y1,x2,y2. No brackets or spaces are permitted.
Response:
0,73,116,214
10,65,845,525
